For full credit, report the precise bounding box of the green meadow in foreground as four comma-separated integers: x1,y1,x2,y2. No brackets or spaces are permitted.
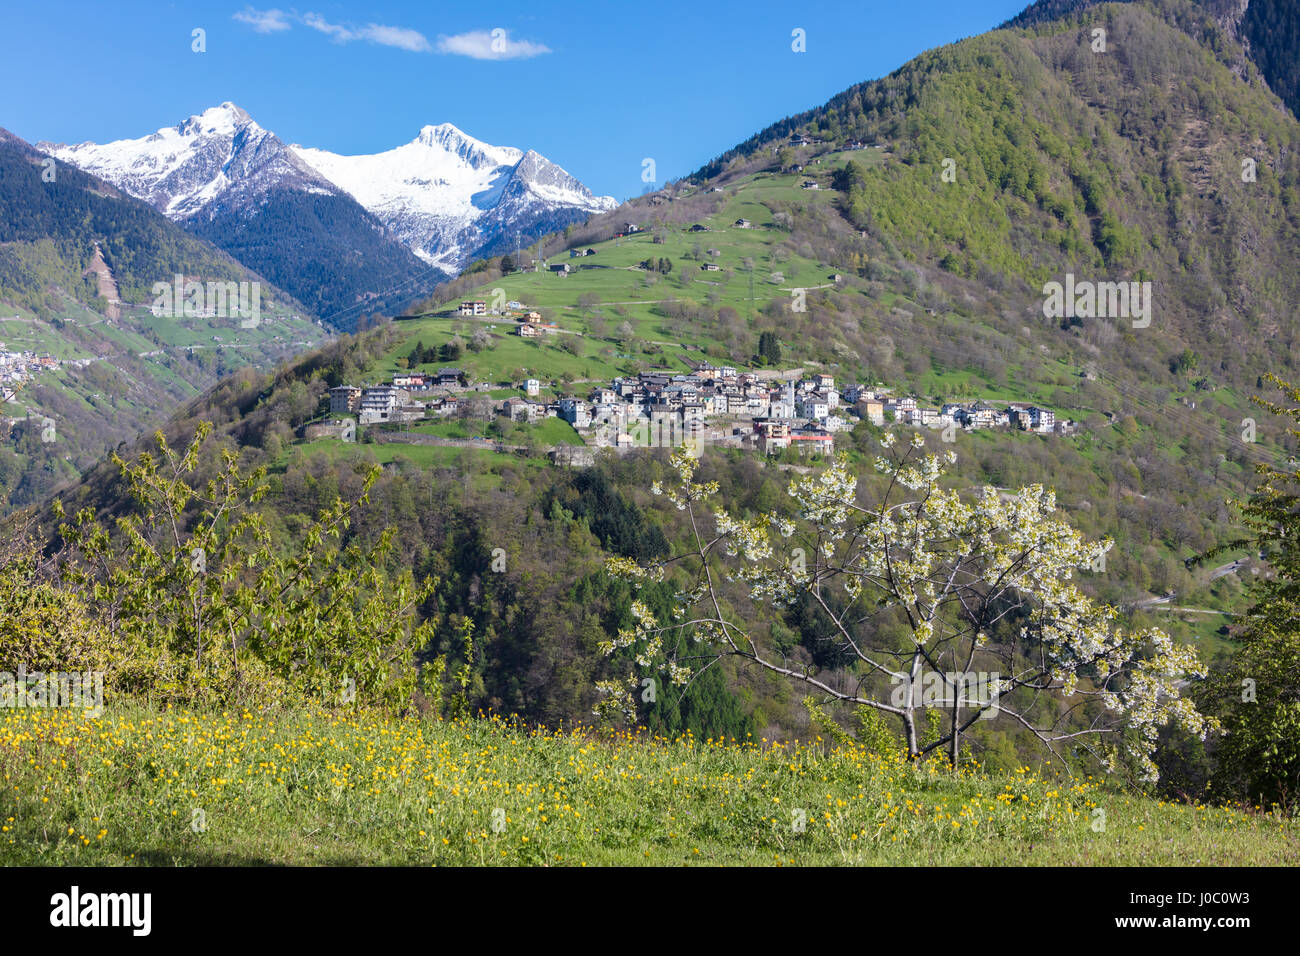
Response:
1,703,1293,866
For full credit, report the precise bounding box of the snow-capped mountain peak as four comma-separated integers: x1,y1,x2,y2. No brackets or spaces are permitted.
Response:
177,101,255,137
40,102,339,219
412,123,521,168
41,104,618,273
290,122,616,269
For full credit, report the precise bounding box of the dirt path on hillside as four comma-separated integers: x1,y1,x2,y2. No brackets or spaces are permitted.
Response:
83,242,121,320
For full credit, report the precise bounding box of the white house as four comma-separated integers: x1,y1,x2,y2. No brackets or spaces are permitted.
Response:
359,386,413,424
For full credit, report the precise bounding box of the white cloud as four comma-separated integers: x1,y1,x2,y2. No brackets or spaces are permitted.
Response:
232,8,433,52
232,7,291,34
355,23,433,53
301,12,354,41
435,29,551,60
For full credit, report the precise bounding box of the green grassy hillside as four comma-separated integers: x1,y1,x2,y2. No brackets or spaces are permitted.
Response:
2,703,1292,866
0,291,327,508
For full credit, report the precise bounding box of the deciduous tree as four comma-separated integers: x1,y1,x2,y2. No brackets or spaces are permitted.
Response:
600,439,1215,781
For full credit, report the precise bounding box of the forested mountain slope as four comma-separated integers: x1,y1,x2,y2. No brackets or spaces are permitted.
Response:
1004,0,1300,119
0,128,328,506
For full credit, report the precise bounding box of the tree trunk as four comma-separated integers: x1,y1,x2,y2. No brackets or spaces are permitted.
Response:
949,699,960,768
903,709,917,758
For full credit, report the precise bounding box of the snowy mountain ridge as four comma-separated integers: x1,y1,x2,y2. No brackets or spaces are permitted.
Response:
42,103,617,272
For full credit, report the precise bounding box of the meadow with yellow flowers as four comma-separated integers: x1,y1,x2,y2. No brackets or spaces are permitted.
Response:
1,703,1293,866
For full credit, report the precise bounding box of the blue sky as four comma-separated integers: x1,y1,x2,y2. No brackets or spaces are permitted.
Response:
1,1,1028,198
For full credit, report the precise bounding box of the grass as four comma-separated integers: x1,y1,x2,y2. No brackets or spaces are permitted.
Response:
526,416,584,445
369,165,861,393
1,702,1293,866
286,439,542,472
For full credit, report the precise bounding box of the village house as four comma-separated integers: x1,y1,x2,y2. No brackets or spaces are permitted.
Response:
328,385,362,414
754,419,792,454
524,379,540,396
458,300,486,316
643,405,683,435
358,386,414,424
967,403,999,429
424,396,452,417
743,393,772,417
790,425,835,455
941,402,968,423
886,397,918,420
699,390,728,416
664,381,699,403
434,368,465,389
734,218,753,229
558,398,592,429
1007,404,1034,431
502,398,545,424
858,398,885,426
392,372,427,390
796,394,830,421
841,384,869,403
591,402,628,429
